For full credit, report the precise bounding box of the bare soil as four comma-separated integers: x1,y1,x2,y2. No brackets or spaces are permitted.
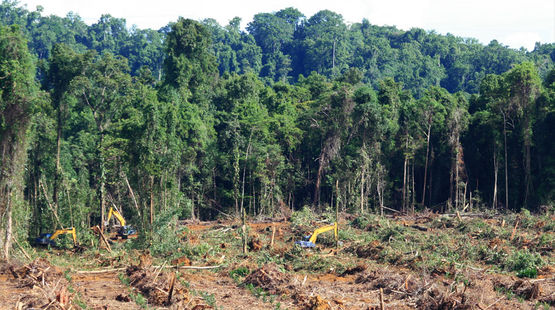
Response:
0,214,552,309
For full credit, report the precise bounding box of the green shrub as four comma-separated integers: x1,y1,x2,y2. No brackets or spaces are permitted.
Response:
505,250,544,278
377,224,407,242
351,216,371,229
290,206,316,227
230,267,250,282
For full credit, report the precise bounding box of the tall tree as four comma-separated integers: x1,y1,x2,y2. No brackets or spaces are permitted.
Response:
0,25,41,260
44,44,92,215
69,53,132,231
416,87,448,208
504,62,541,207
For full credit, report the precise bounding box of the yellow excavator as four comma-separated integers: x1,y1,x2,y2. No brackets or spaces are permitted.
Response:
35,227,77,247
295,222,338,248
105,206,137,239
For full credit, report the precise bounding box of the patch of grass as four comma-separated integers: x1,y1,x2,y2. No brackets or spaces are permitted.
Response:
244,283,282,308
534,301,552,310
129,292,149,309
73,294,88,309
118,273,131,286
199,291,218,308
230,266,250,283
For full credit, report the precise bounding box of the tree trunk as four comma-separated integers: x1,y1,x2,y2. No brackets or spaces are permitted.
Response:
150,176,154,226
492,145,498,208
421,125,431,207
449,153,454,211
429,146,433,210
99,132,106,232
314,156,324,209
53,108,62,212
524,126,531,207
402,142,408,213
455,145,460,210
240,133,252,216
503,113,509,209
3,188,12,262
360,165,365,214
411,160,415,213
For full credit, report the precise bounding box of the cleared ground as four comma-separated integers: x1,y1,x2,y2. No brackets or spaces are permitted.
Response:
0,210,553,309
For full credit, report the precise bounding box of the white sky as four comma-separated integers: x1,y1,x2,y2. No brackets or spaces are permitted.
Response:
18,0,555,51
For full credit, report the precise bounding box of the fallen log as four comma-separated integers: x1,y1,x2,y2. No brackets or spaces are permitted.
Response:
75,264,222,274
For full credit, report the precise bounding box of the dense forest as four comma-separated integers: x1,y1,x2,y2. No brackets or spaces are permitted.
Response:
0,1,553,258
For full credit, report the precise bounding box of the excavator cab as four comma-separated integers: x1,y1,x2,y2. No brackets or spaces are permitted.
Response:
35,227,77,247
295,222,338,248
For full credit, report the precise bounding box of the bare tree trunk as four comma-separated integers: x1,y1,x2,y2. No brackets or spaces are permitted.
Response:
360,165,365,214
150,176,154,226
402,142,408,213
503,113,509,209
240,133,252,216
377,168,384,217
421,125,431,207
3,188,12,262
99,132,106,232
242,208,247,254
455,146,460,210
314,163,324,209
233,144,240,217
411,160,415,213
492,146,498,208
429,147,433,210
53,109,62,212
449,155,454,211
524,129,531,207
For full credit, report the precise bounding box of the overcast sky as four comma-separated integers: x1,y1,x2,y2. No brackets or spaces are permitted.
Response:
18,0,555,51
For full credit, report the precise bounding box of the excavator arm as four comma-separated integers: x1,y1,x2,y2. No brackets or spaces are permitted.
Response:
35,227,77,246
105,206,137,239
49,227,77,245
308,222,338,244
107,206,126,227
296,222,338,248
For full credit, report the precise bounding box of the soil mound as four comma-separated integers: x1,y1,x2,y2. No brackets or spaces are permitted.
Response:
243,263,292,295
126,264,189,306
355,269,427,297
355,240,383,259
296,294,332,310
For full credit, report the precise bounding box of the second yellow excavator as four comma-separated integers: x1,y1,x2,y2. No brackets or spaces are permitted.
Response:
35,227,77,247
295,222,338,248
106,206,137,239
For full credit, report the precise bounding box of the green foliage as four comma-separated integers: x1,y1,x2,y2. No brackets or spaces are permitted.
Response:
199,291,218,308
230,266,250,282
146,208,184,256
0,1,553,260
290,206,316,227
505,250,544,278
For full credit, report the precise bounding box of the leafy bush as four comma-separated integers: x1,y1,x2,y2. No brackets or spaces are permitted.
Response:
128,207,185,256
351,216,371,229
230,267,250,281
377,224,407,242
290,206,316,227
505,250,544,278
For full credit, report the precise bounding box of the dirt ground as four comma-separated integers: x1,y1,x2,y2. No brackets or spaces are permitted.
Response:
0,213,553,309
